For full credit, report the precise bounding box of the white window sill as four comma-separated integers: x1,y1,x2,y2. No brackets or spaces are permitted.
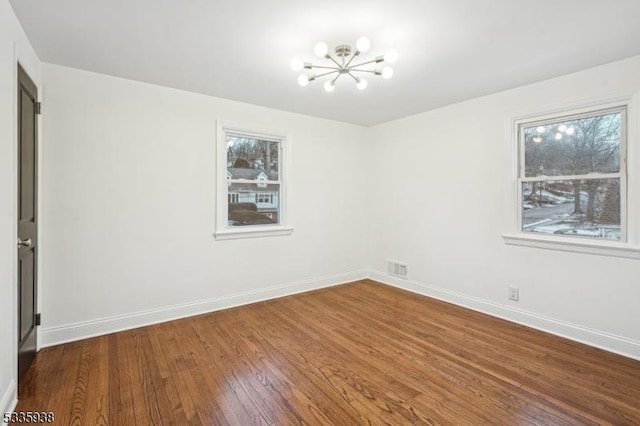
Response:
502,234,640,260
214,226,294,241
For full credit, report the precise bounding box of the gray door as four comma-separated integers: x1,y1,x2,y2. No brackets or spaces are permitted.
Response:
17,64,38,382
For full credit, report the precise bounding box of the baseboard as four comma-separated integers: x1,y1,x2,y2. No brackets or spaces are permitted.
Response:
0,380,17,423
368,270,640,361
41,270,368,348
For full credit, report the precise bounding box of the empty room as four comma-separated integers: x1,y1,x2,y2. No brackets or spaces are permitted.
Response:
2,0,640,424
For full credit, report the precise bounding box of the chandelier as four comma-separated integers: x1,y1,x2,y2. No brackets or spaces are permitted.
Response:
290,37,398,91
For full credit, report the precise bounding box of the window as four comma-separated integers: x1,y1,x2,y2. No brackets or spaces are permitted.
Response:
257,172,267,188
504,93,640,259
518,107,625,241
215,122,292,240
256,193,274,204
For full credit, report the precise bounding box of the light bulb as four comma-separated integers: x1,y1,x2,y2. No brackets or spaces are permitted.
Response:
532,135,543,143
356,37,370,53
565,127,575,135
356,78,368,90
298,74,309,87
384,50,398,63
558,124,568,132
555,132,563,140
324,81,335,92
314,42,328,57
536,126,546,133
381,66,394,79
290,58,303,72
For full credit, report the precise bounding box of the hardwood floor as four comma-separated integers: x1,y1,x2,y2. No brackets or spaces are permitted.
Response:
15,280,640,425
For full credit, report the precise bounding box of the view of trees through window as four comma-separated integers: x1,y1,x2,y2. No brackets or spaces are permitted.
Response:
226,135,281,227
520,109,624,240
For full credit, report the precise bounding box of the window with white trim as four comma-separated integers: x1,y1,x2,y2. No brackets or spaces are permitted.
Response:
517,106,626,241
256,193,274,204
215,122,292,240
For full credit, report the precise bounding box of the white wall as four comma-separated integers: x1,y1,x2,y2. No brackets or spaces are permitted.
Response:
367,56,640,359
0,0,40,414
39,64,368,344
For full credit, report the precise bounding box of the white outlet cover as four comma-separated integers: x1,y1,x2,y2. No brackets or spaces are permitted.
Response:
508,287,519,301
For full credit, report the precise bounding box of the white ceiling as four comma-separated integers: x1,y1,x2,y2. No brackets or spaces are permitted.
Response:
9,0,640,126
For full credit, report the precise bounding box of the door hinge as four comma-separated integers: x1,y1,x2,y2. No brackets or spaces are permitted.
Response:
35,102,42,115
35,313,41,326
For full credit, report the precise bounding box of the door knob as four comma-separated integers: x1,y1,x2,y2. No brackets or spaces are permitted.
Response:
17,238,32,247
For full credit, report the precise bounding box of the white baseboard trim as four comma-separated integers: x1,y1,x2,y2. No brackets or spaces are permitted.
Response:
41,270,368,348
1,380,17,423
368,270,640,361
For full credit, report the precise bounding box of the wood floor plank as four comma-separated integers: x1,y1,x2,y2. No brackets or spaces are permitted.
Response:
14,280,640,425
84,337,109,426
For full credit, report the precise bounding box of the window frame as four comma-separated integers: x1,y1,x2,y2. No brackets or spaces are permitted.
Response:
503,92,640,259
516,105,627,242
214,121,293,241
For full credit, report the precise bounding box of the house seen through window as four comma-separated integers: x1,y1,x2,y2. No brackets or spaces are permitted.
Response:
226,134,281,227
518,107,625,241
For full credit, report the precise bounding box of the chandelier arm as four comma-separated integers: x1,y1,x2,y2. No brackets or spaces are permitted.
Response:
347,58,382,69
343,51,360,69
346,72,360,82
313,70,340,79
309,65,341,70
331,73,342,84
325,55,343,68
349,69,381,75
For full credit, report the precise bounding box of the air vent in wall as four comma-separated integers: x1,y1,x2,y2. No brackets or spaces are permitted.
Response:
388,261,408,279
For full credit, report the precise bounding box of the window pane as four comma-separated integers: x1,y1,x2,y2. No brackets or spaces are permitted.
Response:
227,135,279,180
228,183,280,227
226,134,280,227
522,179,621,240
523,111,622,177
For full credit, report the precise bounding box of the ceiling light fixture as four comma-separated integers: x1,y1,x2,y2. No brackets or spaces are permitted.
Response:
291,37,397,91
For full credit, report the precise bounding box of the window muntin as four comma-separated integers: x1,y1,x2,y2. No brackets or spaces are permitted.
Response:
518,107,626,241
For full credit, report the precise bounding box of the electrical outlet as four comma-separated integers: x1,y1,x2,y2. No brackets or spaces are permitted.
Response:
387,260,408,279
508,286,519,301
